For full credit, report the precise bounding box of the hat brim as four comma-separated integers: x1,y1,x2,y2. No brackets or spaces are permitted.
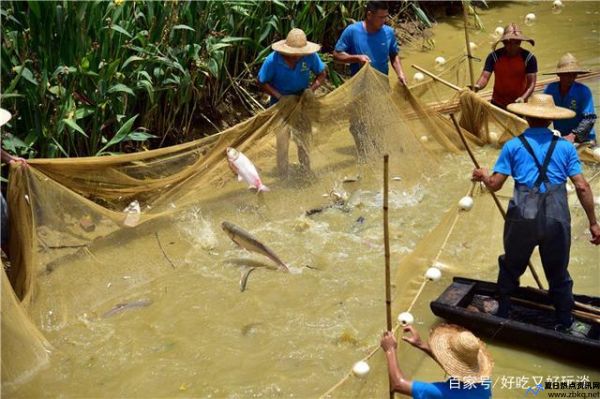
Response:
272,40,321,55
0,108,12,127
542,68,592,75
429,324,494,381
507,102,576,120
492,35,534,50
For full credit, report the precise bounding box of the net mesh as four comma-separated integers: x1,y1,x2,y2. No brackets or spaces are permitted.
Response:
2,64,599,394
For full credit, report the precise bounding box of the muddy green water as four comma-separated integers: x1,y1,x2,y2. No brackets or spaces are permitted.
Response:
7,2,600,398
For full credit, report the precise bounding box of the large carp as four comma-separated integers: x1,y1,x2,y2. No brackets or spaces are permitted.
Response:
221,221,289,272
226,147,269,192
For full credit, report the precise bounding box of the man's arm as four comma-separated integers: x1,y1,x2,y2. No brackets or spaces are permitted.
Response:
571,114,597,143
258,81,282,101
518,72,537,102
310,70,327,92
1,148,27,165
570,174,600,245
380,331,413,396
332,50,370,66
390,54,407,86
472,168,508,192
473,71,491,92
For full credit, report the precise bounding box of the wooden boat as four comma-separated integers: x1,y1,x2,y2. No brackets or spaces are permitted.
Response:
430,277,600,368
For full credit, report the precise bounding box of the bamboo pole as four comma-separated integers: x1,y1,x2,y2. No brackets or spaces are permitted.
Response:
383,154,394,399
449,113,545,289
461,1,475,88
524,286,600,316
510,297,600,325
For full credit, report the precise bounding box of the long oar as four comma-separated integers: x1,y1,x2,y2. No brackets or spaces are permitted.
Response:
449,113,545,289
383,154,394,399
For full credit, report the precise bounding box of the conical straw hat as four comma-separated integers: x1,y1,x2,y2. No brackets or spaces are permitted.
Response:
272,28,321,56
0,108,12,127
507,94,575,120
492,23,534,50
429,324,494,382
543,53,591,75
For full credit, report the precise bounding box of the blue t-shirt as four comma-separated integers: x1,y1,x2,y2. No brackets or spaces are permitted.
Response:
412,380,492,399
493,128,582,192
334,22,399,75
543,81,596,141
257,51,326,104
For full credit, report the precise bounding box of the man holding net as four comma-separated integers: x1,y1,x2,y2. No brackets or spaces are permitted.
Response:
472,23,537,109
258,28,327,178
333,1,407,161
543,53,597,146
472,94,600,336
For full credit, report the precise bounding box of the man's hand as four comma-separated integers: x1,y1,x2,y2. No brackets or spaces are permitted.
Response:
590,222,600,245
472,168,488,183
380,331,397,353
564,133,577,143
467,84,481,93
397,73,408,86
355,55,371,65
401,325,423,349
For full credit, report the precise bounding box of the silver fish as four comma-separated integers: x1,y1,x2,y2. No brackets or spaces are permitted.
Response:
221,221,290,272
102,299,152,318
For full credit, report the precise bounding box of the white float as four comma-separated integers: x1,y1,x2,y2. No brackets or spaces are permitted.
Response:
425,267,442,281
469,42,477,51
458,196,474,211
488,131,499,144
552,0,564,14
525,13,536,26
494,26,504,38
352,361,370,378
435,56,446,66
397,311,414,326
420,135,429,143
413,72,425,82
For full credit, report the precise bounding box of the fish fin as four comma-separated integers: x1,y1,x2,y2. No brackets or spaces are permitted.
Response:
278,263,290,273
237,174,243,182
258,184,270,192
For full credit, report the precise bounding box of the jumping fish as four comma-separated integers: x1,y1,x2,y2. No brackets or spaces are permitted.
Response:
226,147,269,192
221,221,289,272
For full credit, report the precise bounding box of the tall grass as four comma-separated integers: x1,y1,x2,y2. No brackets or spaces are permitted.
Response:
1,1,365,158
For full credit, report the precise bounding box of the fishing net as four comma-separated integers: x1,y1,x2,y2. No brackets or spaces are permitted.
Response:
2,63,599,396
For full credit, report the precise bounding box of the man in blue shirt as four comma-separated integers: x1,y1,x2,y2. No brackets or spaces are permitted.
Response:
543,53,597,145
472,94,600,334
333,1,407,161
381,324,493,399
258,28,326,177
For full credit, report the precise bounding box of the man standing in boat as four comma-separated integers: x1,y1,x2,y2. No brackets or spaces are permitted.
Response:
333,1,408,161
472,23,537,109
543,53,597,145
472,94,600,336
258,28,327,178
381,324,493,398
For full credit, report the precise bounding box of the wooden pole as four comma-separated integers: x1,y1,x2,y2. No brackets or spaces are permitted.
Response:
449,113,545,290
510,297,600,325
461,1,475,88
383,154,394,399
383,154,392,331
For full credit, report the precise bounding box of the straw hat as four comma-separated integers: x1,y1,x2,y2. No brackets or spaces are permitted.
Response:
492,23,534,50
429,324,494,381
507,94,576,120
543,53,591,75
272,28,321,56
0,108,12,127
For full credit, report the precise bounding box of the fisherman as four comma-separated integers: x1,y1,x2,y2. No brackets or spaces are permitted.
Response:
543,53,597,145
1,108,28,258
258,28,326,178
333,0,408,161
472,23,537,109
472,94,600,336
381,324,493,398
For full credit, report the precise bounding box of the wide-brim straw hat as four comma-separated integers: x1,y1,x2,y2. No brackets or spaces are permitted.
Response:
429,324,494,381
492,23,534,50
272,28,321,56
507,93,576,120
543,52,591,75
0,108,12,127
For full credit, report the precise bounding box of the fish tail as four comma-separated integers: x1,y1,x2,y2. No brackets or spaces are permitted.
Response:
257,184,270,192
